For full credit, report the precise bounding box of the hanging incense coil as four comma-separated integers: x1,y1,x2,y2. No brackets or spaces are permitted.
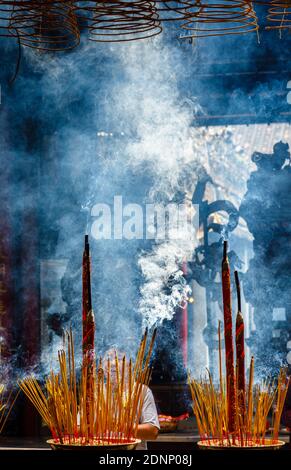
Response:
0,2,11,37
75,1,162,42
180,0,259,38
266,0,291,30
244,0,271,4
8,0,80,51
75,1,189,27
0,1,20,38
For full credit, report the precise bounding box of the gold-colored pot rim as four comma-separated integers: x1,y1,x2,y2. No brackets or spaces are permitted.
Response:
47,437,141,451
197,438,286,450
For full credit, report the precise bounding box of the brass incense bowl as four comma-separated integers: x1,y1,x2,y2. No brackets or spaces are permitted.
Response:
47,437,141,451
197,438,285,450
159,421,177,433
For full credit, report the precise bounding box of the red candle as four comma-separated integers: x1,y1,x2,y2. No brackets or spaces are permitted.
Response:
221,241,236,434
235,271,246,422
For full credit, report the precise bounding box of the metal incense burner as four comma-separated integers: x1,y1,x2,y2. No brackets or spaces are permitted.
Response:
47,437,141,451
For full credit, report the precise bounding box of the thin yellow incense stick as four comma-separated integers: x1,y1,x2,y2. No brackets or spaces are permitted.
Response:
19,328,155,445
247,356,254,442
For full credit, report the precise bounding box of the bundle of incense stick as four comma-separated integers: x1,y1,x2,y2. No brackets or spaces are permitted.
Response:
0,382,19,434
189,242,289,447
19,327,156,445
189,355,289,447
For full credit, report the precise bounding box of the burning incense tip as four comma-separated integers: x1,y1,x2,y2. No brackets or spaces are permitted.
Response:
85,234,89,252
234,270,239,285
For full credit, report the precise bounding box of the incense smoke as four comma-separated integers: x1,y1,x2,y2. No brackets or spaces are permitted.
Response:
20,37,208,365
0,17,290,389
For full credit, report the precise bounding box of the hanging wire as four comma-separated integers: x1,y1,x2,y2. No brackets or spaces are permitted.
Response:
266,0,291,33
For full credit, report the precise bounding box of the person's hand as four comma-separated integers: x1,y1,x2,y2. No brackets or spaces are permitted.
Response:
137,423,159,440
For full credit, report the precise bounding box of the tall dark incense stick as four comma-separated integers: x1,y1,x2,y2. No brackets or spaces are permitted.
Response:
82,235,95,432
221,241,236,433
235,270,246,423
82,235,95,360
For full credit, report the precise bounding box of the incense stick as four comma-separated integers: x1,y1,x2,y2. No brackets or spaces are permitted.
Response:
189,354,287,447
19,328,156,445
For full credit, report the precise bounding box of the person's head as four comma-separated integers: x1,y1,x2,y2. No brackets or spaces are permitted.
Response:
103,348,127,385
251,151,273,170
273,141,290,170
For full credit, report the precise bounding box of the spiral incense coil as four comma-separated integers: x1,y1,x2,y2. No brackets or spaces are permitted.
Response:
0,1,22,38
266,0,291,30
9,1,80,51
81,1,162,42
75,0,189,24
245,0,272,4
180,0,259,38
74,1,162,42
0,2,12,37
